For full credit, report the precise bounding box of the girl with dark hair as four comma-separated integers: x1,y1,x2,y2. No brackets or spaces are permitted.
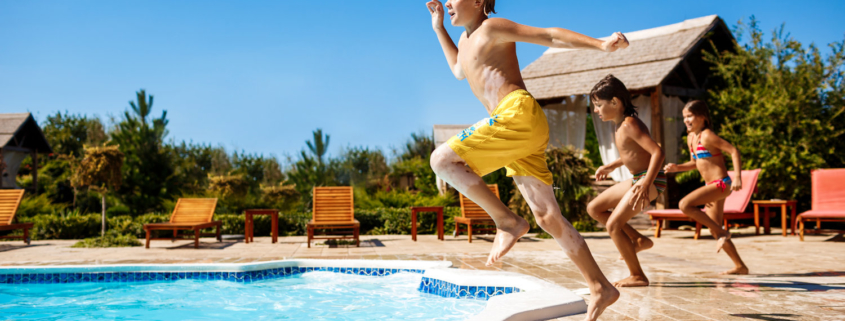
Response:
664,100,749,275
587,74,666,287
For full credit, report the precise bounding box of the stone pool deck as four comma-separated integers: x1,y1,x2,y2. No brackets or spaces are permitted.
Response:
1,227,843,320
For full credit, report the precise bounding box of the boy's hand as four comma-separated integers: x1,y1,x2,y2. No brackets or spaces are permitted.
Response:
595,165,613,181
426,0,445,30
601,32,629,52
629,183,650,210
732,178,743,191
663,163,678,173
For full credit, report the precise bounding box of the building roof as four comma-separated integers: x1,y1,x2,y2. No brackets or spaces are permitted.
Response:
522,15,726,100
0,113,53,153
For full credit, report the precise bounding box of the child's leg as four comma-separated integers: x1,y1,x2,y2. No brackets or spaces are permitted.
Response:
679,185,733,251
514,176,618,321
705,199,749,274
587,180,653,257
605,184,658,287
429,144,529,265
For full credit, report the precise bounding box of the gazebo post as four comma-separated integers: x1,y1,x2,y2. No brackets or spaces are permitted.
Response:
650,86,666,209
31,149,38,195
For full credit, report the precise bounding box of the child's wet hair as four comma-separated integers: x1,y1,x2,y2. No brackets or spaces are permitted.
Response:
590,74,638,118
482,0,496,15
684,100,712,129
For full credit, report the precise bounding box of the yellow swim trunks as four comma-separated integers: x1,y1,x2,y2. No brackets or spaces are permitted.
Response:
447,89,553,185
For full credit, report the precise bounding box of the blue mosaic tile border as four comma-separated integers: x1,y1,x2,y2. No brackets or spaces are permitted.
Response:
0,267,424,285
418,276,520,301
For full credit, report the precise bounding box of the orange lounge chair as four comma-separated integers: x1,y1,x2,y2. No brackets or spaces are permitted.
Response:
455,184,499,243
0,190,32,245
307,186,359,248
797,168,845,241
648,169,761,239
144,198,221,249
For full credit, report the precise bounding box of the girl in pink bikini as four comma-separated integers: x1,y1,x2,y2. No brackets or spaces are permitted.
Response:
664,100,749,275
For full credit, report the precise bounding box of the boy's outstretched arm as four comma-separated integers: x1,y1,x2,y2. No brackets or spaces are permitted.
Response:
426,0,465,80
595,158,623,181
487,18,629,52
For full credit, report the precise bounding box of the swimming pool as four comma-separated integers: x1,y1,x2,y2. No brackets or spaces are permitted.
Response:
0,259,587,320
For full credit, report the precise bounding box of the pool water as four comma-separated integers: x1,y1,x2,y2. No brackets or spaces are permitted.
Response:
0,272,486,320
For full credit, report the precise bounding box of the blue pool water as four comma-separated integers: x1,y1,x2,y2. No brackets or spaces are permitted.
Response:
0,272,486,320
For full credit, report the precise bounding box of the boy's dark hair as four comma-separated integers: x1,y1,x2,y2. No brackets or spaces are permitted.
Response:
684,100,712,129
484,0,496,15
589,74,638,117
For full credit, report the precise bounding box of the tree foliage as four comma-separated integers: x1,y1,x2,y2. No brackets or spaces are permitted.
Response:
704,17,845,209
111,90,175,214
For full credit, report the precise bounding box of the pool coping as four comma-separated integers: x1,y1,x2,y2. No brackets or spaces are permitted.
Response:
0,259,586,320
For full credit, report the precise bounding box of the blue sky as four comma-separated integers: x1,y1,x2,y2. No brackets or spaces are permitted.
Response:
2,0,843,161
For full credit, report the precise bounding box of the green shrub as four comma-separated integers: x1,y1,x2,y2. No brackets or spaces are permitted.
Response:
354,189,455,210
16,194,66,218
72,230,142,248
22,214,101,240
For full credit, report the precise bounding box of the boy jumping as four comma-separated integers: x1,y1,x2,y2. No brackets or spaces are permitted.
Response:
425,1,628,319
587,75,666,287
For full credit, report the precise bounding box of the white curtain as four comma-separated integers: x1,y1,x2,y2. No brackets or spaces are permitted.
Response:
1,150,28,189
543,95,587,151
591,95,652,182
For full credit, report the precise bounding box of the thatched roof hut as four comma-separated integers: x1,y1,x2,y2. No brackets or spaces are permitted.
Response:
522,15,735,208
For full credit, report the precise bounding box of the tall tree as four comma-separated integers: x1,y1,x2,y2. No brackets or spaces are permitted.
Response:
111,90,175,214
287,129,336,206
704,17,845,209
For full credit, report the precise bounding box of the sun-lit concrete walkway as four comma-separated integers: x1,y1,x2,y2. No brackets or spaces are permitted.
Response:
2,227,844,320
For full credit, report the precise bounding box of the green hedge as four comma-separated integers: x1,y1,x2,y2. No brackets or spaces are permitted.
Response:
7,208,462,240
6,206,596,241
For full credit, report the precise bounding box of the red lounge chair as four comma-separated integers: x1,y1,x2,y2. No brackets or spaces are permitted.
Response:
797,168,845,241
455,184,499,243
647,169,761,239
0,190,33,244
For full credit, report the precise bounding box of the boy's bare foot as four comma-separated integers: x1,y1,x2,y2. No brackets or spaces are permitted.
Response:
612,275,649,287
618,236,653,260
485,217,530,266
584,283,619,321
716,232,731,253
720,266,749,275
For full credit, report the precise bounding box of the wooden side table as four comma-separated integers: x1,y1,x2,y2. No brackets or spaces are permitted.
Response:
245,209,279,243
752,200,797,236
410,206,444,242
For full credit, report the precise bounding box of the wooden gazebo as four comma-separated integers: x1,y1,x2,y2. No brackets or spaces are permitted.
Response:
0,113,53,193
521,15,735,208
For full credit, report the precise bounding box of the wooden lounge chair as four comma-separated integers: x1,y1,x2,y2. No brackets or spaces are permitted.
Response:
144,198,221,249
455,184,499,243
0,189,33,245
307,186,359,248
647,169,761,239
797,168,845,241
